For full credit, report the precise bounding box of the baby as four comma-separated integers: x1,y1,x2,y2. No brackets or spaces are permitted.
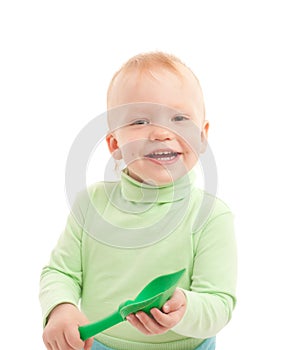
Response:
40,52,237,350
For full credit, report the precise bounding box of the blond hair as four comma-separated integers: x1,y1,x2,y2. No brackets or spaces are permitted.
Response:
108,52,195,98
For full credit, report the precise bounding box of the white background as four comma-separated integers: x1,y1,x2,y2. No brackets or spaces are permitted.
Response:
1,0,283,348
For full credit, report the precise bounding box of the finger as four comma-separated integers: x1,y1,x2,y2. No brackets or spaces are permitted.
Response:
55,334,75,350
42,332,54,350
150,306,186,328
44,338,61,350
42,335,52,350
64,327,85,349
135,311,169,335
126,314,152,335
56,336,74,350
84,337,94,350
44,341,53,350
42,330,63,350
54,340,61,350
162,288,186,313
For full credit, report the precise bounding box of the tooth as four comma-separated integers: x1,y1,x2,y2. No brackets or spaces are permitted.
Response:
154,151,171,155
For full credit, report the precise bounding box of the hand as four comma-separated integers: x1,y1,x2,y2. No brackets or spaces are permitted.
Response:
42,303,93,350
126,288,186,335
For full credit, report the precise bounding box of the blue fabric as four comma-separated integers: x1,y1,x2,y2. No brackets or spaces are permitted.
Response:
92,339,114,350
196,337,216,350
91,337,216,350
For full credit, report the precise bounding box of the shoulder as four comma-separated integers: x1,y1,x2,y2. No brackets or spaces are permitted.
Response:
71,180,121,214
191,188,233,233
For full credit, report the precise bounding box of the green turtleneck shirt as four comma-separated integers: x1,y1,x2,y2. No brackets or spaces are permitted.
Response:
40,170,237,350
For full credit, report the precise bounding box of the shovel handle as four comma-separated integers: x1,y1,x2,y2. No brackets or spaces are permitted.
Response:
79,310,124,341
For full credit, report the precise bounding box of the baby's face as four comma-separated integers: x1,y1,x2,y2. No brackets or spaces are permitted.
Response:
107,66,209,185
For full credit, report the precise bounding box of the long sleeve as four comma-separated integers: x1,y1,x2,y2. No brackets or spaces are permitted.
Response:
172,212,237,338
39,193,88,326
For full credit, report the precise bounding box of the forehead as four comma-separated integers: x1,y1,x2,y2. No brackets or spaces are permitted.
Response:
108,65,204,120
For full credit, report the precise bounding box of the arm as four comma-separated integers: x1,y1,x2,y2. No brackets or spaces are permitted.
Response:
172,211,237,338
39,191,93,349
39,208,84,326
127,212,237,338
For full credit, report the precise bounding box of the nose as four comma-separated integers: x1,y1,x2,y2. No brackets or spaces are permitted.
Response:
149,125,175,141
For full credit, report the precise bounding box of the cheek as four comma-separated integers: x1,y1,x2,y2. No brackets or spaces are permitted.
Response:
118,138,147,165
116,129,147,145
178,130,203,154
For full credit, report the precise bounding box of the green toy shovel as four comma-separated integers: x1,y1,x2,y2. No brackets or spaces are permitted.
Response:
79,268,185,341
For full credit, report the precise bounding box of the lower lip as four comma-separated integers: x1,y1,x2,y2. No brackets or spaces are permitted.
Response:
144,154,181,165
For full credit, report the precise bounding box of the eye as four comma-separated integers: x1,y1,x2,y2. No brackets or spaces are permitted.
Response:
171,115,190,122
130,119,150,126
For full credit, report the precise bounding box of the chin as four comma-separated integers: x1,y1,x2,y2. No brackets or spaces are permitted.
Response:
128,161,191,185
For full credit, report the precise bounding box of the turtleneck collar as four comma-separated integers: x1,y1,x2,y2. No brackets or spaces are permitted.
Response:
120,168,195,204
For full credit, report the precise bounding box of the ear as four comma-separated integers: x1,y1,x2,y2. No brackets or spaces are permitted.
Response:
106,133,122,160
200,121,209,153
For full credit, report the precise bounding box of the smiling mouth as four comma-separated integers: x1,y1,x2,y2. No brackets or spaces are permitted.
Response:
144,150,181,162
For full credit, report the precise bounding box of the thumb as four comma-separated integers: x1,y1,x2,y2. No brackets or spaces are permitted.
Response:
84,337,94,350
162,288,185,313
